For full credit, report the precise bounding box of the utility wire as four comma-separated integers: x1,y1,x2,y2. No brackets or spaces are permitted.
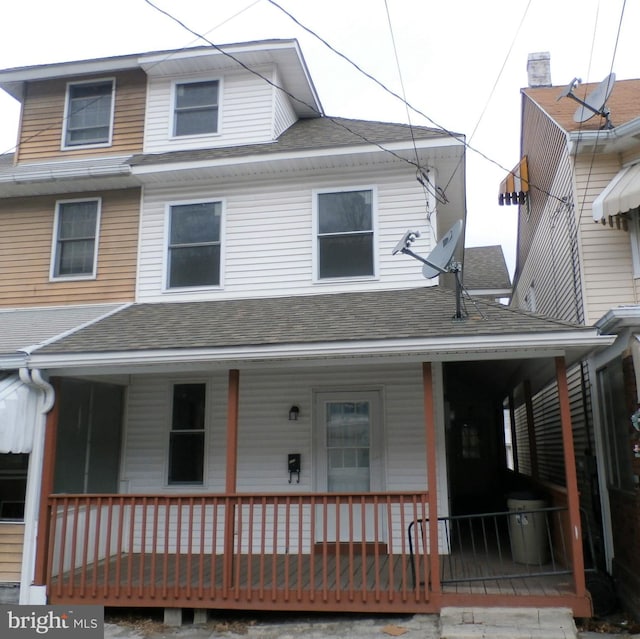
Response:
265,0,570,208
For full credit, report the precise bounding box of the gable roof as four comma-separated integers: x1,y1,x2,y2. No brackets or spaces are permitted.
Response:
463,246,511,292
523,77,640,132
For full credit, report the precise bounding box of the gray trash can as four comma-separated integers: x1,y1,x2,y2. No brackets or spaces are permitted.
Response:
507,493,549,564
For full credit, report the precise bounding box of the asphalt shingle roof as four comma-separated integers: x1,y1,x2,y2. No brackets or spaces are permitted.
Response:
463,246,511,290
130,117,456,167
37,287,590,356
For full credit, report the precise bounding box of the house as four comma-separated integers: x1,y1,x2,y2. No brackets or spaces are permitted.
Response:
462,245,511,302
0,40,614,621
504,51,640,616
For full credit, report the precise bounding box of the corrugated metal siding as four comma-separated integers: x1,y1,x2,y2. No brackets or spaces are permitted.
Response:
136,167,436,302
0,189,140,307
16,70,146,163
144,67,276,154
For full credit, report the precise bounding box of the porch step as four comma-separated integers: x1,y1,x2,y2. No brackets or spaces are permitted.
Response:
439,607,578,639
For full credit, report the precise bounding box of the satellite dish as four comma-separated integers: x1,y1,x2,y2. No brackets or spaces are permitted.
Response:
558,73,615,129
421,220,463,279
573,73,616,124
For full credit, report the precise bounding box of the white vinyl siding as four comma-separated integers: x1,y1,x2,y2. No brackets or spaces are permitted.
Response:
137,168,435,302
574,155,638,325
120,364,448,522
144,67,276,153
272,68,297,138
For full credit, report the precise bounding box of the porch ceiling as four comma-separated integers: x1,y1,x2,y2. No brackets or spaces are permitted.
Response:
27,287,612,388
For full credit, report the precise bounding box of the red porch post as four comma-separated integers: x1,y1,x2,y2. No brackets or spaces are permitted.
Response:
422,362,441,597
223,369,240,594
33,378,59,587
524,379,539,479
555,356,587,599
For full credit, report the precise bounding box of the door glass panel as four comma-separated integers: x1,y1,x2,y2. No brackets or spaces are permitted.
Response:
326,401,370,492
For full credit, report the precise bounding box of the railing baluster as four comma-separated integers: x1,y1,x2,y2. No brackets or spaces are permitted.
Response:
198,497,205,600
247,496,255,602
92,497,102,598
139,497,147,599
284,497,291,602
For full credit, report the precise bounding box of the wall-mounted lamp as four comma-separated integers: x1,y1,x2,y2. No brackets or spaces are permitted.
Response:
288,405,300,421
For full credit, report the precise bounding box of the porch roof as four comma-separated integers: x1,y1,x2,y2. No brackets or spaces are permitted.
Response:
28,288,611,376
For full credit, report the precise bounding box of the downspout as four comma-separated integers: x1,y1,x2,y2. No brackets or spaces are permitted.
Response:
18,367,55,605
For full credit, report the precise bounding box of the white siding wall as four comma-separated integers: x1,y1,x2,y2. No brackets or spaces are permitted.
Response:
574,155,639,325
137,167,436,302
121,364,449,550
272,69,298,138
144,66,277,154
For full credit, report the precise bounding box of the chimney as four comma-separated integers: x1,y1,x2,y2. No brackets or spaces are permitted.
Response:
527,52,551,87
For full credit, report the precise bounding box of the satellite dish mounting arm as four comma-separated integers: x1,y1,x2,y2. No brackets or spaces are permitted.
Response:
398,246,449,275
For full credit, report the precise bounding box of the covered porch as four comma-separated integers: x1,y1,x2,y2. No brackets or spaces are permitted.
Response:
23,288,613,616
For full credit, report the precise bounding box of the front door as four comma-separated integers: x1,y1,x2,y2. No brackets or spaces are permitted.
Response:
314,390,384,542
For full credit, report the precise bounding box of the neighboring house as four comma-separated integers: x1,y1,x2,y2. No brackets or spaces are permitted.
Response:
505,52,640,616
0,40,614,621
463,245,511,302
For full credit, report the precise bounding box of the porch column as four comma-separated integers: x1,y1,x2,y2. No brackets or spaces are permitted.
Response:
555,356,587,598
422,362,441,595
33,379,60,587
223,369,240,594
523,379,539,479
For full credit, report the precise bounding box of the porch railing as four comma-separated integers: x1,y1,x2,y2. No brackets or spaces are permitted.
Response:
408,506,573,589
45,492,432,611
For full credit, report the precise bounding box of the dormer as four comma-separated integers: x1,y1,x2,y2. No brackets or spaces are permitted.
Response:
138,39,322,154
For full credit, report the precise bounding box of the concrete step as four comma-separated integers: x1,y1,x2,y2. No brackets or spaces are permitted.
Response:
439,606,578,639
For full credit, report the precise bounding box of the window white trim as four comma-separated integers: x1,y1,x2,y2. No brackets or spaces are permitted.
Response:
162,197,225,292
312,185,378,283
50,197,101,281
61,77,115,150
169,76,222,140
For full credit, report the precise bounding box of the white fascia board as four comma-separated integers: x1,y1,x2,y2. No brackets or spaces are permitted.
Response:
27,330,613,372
131,137,460,178
595,305,640,333
0,55,141,101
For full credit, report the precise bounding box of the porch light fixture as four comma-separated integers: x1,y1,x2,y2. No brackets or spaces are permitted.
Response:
289,405,300,421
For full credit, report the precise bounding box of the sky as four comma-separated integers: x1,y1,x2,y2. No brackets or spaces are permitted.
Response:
0,0,637,278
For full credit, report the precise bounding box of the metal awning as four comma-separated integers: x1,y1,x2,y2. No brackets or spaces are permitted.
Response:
0,375,38,453
592,162,640,223
498,156,529,206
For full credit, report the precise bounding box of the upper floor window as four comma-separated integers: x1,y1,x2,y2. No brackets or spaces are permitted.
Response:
168,383,206,485
51,199,100,280
63,79,114,148
316,188,375,279
173,80,219,137
167,201,222,289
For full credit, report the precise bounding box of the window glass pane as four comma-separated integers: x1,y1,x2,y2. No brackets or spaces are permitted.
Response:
170,203,220,244
168,433,205,484
174,81,219,136
169,245,220,288
66,82,112,145
172,383,206,431
55,201,98,277
319,234,373,278
318,191,372,234
176,81,218,108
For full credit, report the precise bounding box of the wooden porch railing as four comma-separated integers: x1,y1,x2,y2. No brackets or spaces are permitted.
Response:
45,492,432,612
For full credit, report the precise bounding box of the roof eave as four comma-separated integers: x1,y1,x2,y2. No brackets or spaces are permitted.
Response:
27,330,614,376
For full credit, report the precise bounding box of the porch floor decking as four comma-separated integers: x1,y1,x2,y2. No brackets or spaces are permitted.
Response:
48,550,572,604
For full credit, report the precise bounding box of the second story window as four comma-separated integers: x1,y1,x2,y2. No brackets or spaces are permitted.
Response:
173,80,219,137
63,79,114,148
167,201,222,289
316,189,375,279
51,199,100,279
